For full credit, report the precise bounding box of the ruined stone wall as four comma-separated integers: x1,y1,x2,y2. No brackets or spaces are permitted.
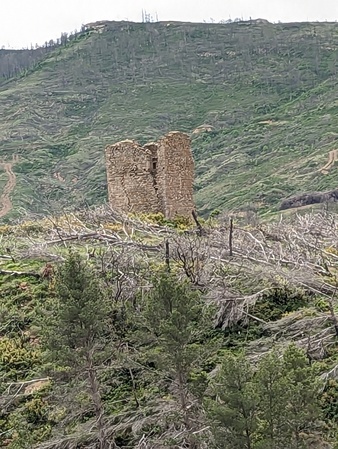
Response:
105,132,195,219
156,132,195,219
105,140,161,214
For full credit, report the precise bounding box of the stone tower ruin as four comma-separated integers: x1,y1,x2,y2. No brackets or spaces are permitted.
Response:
105,131,195,219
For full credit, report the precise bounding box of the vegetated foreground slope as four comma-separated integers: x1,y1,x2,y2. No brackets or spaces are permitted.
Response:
1,20,338,219
1,209,338,447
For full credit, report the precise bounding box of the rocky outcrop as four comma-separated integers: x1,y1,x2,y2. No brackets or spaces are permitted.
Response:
280,188,338,210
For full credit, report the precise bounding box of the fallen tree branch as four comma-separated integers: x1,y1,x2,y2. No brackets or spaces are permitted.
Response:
7,377,50,388
45,232,161,252
0,269,40,278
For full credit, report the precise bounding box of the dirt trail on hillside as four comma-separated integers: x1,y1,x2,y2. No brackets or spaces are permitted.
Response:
320,149,338,174
0,155,18,219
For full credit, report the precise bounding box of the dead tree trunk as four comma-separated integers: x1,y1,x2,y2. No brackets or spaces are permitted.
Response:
328,294,338,337
229,217,234,257
165,240,170,272
176,363,198,449
192,210,203,236
86,351,111,449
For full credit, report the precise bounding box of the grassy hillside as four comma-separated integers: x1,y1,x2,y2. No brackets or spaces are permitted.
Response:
1,20,338,220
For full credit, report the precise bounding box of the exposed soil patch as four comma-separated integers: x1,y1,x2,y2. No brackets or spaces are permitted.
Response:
0,155,18,218
320,149,338,174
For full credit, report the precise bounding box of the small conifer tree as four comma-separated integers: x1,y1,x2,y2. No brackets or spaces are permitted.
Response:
255,350,288,449
42,251,112,449
208,352,258,449
281,344,321,448
208,344,322,449
144,272,216,448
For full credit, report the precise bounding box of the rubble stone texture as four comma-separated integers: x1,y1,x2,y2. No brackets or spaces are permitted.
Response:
105,131,195,219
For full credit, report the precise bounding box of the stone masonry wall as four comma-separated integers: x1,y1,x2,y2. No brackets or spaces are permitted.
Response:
105,140,161,214
156,132,195,219
105,132,195,219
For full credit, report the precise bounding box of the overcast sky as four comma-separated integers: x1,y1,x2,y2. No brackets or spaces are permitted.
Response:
2,0,338,49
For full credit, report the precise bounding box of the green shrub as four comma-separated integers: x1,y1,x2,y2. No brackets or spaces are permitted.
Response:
321,379,338,421
0,337,41,379
253,286,310,322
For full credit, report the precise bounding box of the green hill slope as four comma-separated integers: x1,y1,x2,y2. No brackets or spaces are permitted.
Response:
1,20,338,219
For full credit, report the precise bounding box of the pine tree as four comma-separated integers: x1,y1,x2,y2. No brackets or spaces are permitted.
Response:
281,344,321,448
144,272,217,448
208,345,322,449
208,352,258,449
41,251,113,449
255,350,290,449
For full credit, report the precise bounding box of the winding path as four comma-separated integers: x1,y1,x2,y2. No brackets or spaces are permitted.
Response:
0,157,17,219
